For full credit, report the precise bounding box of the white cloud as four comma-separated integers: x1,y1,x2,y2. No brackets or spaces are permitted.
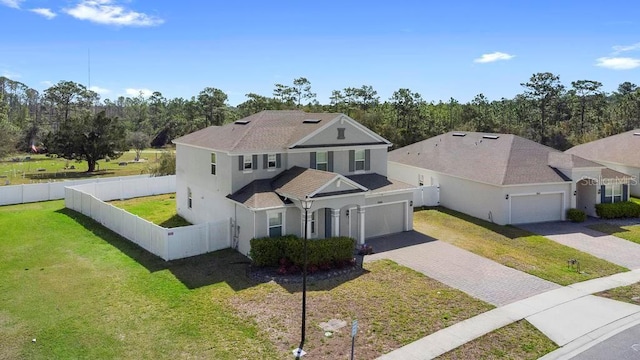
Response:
1,70,21,79
0,0,23,9
30,8,57,19
473,52,515,63
64,0,164,27
40,80,53,87
125,88,153,97
596,57,640,70
612,42,640,55
90,85,111,96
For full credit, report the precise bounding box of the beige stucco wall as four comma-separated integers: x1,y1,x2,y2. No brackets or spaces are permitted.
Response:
595,161,640,197
230,153,288,193
288,147,387,176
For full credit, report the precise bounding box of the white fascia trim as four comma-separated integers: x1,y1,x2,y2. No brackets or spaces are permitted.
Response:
364,188,417,197
310,174,369,197
287,144,390,153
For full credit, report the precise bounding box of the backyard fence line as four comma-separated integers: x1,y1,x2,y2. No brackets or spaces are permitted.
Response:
412,185,440,207
64,175,230,261
0,174,150,206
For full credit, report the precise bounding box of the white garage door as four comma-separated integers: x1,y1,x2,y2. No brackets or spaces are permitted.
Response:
365,202,406,238
510,193,563,224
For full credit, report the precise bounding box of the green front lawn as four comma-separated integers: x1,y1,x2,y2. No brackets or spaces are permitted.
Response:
1,201,506,359
588,223,640,245
414,207,627,285
108,193,191,228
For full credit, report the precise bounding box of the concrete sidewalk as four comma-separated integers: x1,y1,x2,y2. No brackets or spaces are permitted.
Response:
378,269,640,360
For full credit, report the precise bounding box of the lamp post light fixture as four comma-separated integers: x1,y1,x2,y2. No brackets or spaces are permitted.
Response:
294,195,313,359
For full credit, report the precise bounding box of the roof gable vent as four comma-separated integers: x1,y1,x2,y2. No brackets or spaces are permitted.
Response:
482,135,499,140
303,119,321,124
452,132,466,137
234,120,250,125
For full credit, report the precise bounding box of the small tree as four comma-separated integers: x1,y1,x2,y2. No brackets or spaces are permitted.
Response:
152,151,176,176
127,131,150,161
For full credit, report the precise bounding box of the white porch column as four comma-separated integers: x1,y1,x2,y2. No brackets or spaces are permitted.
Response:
357,208,366,244
331,209,340,237
305,210,313,239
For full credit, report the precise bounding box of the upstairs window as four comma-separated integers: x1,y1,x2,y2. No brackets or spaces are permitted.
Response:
244,156,253,170
316,151,328,171
268,154,277,169
211,153,217,175
354,149,365,171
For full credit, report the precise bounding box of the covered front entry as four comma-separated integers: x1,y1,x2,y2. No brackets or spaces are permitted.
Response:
510,193,564,224
576,179,597,217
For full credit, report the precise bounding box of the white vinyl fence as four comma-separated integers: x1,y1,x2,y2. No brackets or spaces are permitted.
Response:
413,185,440,207
0,175,150,206
64,176,230,261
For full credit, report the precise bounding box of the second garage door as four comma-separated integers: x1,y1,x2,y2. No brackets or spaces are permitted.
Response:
510,193,563,224
365,202,406,238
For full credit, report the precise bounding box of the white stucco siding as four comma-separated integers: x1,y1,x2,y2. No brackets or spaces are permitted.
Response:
230,153,288,193
234,204,256,257
596,161,640,197
388,161,572,225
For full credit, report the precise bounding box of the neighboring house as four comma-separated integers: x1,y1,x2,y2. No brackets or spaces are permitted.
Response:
565,129,640,197
388,131,633,224
172,110,414,256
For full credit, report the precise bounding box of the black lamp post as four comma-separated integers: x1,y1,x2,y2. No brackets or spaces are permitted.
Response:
294,196,313,359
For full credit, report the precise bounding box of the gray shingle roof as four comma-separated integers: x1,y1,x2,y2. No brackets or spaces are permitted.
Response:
347,173,415,193
566,129,640,168
172,110,341,152
389,132,575,186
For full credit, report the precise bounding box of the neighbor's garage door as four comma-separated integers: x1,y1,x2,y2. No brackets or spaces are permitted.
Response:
510,193,563,224
365,202,405,238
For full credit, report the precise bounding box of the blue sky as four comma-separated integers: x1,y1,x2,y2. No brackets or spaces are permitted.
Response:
1,0,638,105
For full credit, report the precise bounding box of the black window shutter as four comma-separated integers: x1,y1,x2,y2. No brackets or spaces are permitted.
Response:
365,149,371,171
276,153,281,168
623,184,629,201
310,152,316,169
600,185,606,203
328,151,334,172
252,155,258,170
349,150,355,172
263,154,268,169
238,155,244,171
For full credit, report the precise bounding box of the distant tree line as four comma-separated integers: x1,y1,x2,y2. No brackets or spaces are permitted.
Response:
1,73,640,165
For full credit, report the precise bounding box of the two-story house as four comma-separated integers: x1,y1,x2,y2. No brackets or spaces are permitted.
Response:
172,110,414,256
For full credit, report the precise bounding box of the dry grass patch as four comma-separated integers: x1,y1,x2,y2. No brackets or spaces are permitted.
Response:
413,207,627,285
596,282,640,304
437,320,558,359
231,260,494,359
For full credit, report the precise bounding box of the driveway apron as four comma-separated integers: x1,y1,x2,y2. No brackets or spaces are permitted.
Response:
519,222,640,270
365,231,560,306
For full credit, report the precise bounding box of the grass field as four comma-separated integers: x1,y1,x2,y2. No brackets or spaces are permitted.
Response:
0,150,172,186
3,200,548,359
413,207,627,285
588,223,640,245
108,194,191,228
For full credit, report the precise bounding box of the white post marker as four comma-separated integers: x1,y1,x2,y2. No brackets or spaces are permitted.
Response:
351,320,358,360
293,348,306,358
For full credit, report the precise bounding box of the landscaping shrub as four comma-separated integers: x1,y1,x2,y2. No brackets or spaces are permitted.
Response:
566,208,586,223
595,201,640,219
249,235,355,272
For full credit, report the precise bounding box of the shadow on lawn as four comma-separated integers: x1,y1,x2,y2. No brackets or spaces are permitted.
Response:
57,208,255,291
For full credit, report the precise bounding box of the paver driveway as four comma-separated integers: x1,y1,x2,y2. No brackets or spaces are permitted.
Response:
519,221,640,270
365,231,560,306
